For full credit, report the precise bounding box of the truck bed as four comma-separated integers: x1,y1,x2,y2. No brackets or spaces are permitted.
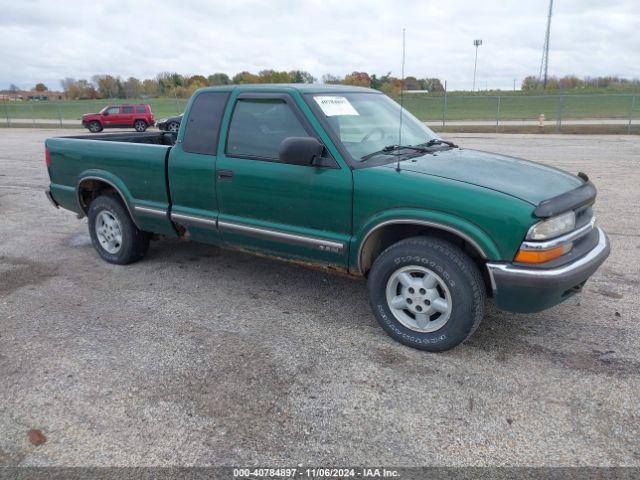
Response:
45,132,177,236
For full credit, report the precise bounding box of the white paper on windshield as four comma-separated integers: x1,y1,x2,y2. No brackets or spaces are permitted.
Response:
314,96,359,116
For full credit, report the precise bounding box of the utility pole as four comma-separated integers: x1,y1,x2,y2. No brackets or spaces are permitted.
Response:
538,0,553,88
472,39,482,92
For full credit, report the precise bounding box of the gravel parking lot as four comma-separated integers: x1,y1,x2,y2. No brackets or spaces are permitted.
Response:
1,129,638,467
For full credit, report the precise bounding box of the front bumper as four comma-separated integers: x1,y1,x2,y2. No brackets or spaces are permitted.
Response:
487,227,610,313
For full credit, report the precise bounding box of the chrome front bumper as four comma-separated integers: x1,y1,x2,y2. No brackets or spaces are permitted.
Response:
486,227,610,313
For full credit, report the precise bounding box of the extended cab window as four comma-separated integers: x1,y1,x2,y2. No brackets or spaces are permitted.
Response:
226,99,307,160
183,92,230,155
122,106,134,114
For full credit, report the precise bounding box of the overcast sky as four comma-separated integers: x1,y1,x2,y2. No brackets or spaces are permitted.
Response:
1,0,639,91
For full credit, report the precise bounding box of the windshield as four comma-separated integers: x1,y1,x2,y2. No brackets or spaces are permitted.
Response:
308,92,438,162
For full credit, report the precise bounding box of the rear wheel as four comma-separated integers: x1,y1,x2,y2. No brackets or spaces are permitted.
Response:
167,121,180,133
367,236,485,352
87,194,150,265
134,120,148,132
88,121,102,133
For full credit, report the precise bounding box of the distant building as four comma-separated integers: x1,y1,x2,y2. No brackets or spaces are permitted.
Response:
0,90,64,101
0,93,23,101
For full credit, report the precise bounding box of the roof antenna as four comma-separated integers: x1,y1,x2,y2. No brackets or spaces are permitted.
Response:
396,28,406,172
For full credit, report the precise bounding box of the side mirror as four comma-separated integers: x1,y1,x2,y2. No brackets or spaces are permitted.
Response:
102,111,109,116
279,137,324,166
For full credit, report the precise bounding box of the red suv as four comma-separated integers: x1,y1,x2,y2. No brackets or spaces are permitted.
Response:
81,104,155,133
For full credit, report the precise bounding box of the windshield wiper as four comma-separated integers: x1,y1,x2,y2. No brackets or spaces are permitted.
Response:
416,138,458,148
360,144,428,162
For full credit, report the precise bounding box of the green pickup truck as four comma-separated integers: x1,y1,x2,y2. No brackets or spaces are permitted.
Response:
45,84,610,351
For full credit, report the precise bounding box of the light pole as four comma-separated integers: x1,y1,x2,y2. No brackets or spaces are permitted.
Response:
472,39,482,92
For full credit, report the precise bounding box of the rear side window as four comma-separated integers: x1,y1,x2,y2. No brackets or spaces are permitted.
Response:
136,106,147,113
226,99,307,160
122,106,134,114
183,92,230,155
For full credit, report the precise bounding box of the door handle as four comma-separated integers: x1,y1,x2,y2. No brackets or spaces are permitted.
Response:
217,169,234,180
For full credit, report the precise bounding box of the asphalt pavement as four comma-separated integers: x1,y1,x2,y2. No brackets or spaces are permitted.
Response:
1,129,638,466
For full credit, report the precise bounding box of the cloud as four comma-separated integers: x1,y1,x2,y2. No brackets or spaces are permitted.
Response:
1,0,638,90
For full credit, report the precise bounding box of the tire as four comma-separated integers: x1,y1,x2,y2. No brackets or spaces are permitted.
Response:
367,236,485,352
134,120,148,132
88,121,103,133
167,121,180,133
87,194,150,265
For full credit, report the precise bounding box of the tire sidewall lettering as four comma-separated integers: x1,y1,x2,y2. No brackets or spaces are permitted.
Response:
393,255,456,288
376,301,448,345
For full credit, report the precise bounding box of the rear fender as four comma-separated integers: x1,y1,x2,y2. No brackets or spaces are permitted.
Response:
77,170,138,225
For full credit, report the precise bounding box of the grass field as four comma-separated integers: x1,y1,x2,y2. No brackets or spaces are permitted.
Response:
392,93,638,121
1,97,189,121
1,91,638,124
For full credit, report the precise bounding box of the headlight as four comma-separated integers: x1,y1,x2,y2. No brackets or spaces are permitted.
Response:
526,211,576,240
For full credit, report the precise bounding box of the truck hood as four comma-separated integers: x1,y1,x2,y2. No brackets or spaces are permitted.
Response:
385,148,583,205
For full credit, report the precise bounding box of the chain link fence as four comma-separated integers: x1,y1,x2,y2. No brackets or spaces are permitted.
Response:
1,93,638,133
1,97,189,127
391,93,639,133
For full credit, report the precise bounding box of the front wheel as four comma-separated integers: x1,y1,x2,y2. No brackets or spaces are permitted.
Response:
167,121,180,133
88,194,150,265
134,120,148,132
88,121,102,133
367,236,485,352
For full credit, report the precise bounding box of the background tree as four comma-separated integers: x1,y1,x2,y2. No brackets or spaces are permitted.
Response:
545,76,560,90
343,71,371,87
322,74,343,84
379,78,404,96
558,75,584,89
156,72,185,95
187,75,208,87
67,84,80,99
422,78,444,92
92,75,120,98
172,86,193,98
403,76,421,90
123,77,143,98
34,83,48,92
289,70,315,83
207,73,230,85
521,75,540,90
232,71,260,84
60,78,76,96
142,79,160,97
370,72,392,90
258,70,292,83
9,83,20,92
66,79,99,100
